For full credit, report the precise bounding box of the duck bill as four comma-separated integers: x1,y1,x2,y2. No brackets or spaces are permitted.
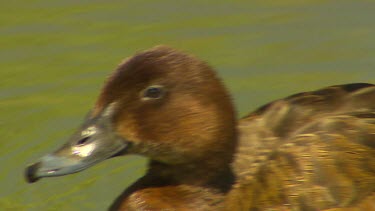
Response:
25,104,128,183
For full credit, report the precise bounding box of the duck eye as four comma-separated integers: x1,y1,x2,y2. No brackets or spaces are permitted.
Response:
142,86,165,100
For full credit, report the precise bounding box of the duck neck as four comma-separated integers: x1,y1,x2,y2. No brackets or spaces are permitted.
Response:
145,134,236,193
110,133,238,210
110,156,235,210
150,160,234,192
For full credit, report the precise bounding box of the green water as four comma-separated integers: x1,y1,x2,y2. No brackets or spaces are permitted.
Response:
1,1,375,210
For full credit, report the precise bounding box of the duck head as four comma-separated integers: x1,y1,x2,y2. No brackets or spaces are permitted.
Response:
26,46,237,183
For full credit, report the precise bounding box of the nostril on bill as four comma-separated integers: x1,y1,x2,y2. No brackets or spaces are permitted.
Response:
25,162,41,183
77,137,90,146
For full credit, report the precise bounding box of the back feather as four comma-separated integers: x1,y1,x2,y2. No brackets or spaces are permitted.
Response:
228,83,375,211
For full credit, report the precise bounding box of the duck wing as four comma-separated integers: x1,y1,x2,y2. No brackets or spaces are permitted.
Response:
229,83,375,211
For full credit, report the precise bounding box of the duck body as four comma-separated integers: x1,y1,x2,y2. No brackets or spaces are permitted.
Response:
25,46,375,210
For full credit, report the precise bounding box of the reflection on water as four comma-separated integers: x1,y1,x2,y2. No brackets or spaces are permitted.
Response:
1,1,374,210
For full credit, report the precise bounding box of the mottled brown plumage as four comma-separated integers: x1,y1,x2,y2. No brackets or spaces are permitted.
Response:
25,46,375,211
229,83,375,210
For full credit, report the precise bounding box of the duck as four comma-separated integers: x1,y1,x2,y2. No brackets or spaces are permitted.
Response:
25,46,375,210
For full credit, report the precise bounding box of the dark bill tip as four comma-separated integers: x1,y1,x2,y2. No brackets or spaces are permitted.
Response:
25,162,41,183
